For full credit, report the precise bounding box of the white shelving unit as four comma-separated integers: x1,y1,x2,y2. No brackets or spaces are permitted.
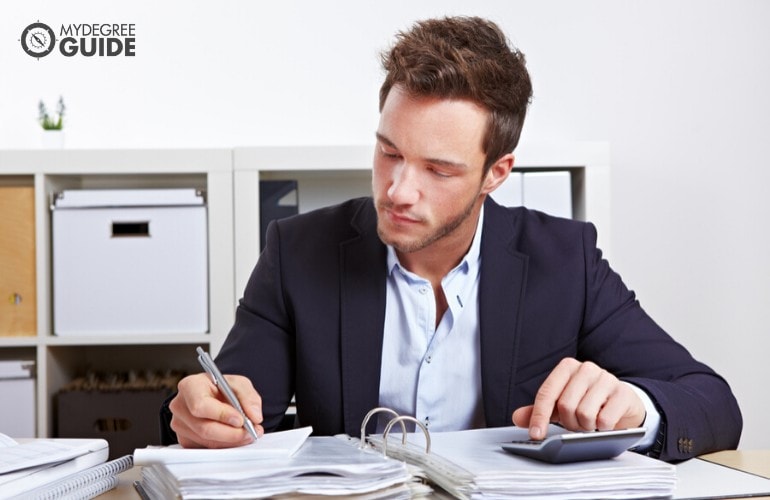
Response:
0,149,234,438
0,142,609,438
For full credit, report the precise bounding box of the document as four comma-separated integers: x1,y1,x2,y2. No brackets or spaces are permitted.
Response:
367,425,676,499
139,435,417,499
133,426,313,465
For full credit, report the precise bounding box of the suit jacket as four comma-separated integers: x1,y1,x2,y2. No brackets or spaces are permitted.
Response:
162,196,741,462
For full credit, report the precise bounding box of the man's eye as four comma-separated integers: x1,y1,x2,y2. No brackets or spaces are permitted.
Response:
429,168,451,178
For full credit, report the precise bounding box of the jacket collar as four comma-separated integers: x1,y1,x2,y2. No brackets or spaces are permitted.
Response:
478,197,528,426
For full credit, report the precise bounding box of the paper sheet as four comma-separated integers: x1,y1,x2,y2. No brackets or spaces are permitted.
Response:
133,426,313,465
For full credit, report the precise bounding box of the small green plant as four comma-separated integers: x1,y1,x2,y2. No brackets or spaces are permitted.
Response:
38,96,65,130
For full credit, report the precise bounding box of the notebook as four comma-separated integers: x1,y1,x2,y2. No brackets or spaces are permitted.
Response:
12,454,134,500
0,433,111,498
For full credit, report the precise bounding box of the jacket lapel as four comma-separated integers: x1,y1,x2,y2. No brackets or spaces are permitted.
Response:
339,199,388,436
479,198,529,426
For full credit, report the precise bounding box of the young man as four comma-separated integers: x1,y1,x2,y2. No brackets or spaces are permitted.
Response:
162,16,741,462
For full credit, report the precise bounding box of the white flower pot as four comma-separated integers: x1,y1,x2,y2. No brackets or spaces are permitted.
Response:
41,130,65,149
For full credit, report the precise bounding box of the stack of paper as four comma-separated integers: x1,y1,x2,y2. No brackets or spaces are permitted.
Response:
136,428,421,499
368,426,676,499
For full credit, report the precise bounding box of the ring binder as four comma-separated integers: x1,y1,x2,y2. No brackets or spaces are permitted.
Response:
359,406,407,449
383,415,431,455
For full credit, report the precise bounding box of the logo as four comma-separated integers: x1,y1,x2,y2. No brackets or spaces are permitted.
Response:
20,21,56,58
19,20,136,59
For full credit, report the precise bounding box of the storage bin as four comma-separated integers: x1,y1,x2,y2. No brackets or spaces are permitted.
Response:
52,189,208,335
0,360,36,437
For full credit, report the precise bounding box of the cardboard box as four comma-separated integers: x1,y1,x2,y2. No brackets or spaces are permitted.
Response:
0,186,37,336
56,388,173,460
51,189,208,335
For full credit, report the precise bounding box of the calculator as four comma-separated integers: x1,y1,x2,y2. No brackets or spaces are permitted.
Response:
500,427,646,464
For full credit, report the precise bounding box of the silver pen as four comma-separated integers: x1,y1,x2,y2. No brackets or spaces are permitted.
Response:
196,346,259,441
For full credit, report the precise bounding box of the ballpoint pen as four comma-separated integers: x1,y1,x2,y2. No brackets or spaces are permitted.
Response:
196,346,260,441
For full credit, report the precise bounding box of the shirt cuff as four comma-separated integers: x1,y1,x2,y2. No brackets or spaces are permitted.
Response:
625,382,661,452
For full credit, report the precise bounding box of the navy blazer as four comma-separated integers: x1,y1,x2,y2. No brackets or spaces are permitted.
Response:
163,197,741,462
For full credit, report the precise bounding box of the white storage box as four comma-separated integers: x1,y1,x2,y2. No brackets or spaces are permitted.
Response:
0,360,36,438
52,189,208,335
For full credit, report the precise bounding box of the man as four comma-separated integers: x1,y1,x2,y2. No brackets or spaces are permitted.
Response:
163,16,741,462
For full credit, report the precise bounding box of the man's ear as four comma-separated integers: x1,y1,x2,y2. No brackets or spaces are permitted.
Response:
481,153,515,195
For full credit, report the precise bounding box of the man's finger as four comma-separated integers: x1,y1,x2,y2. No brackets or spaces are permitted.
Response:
224,374,264,425
528,358,580,439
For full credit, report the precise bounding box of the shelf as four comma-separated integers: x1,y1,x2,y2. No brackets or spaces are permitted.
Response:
43,334,212,347
0,149,234,438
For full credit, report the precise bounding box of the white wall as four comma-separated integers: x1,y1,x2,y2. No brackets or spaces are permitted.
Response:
2,0,768,449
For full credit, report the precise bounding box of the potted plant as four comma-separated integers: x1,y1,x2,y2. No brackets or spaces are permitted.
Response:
39,96,65,148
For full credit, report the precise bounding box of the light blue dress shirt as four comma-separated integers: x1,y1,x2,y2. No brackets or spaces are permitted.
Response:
377,206,659,450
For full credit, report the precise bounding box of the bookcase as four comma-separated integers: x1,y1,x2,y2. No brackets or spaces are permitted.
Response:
0,149,235,438
0,142,609,438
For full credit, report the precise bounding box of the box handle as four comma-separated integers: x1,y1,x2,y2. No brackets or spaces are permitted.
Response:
112,221,150,237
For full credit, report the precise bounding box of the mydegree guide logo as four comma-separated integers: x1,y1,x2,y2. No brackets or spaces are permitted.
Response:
20,20,136,59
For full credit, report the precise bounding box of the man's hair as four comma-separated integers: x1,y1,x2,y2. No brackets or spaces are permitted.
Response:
379,16,533,174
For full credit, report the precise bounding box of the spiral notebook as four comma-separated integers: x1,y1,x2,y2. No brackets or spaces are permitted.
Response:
15,454,133,500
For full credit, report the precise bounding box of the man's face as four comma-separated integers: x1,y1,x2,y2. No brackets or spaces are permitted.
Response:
372,86,490,256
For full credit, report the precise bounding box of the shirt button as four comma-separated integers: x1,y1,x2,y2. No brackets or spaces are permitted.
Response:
426,355,432,363
419,286,428,295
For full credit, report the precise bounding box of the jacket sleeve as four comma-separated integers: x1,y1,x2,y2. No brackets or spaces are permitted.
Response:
577,223,742,461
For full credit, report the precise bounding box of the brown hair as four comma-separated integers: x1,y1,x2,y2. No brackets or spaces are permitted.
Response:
379,16,533,173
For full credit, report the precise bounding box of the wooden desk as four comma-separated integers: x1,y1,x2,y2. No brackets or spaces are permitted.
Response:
700,450,770,480
99,450,770,499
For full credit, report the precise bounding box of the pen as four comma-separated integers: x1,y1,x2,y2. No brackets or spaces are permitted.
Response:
196,346,260,441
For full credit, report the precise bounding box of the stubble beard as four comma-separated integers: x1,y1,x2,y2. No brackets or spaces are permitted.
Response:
376,191,481,254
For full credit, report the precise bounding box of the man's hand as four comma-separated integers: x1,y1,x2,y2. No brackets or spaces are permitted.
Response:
169,373,264,448
512,358,646,440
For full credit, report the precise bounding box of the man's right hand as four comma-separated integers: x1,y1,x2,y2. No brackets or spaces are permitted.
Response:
168,372,264,448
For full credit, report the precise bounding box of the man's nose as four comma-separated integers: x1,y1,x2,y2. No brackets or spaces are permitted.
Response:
387,163,419,205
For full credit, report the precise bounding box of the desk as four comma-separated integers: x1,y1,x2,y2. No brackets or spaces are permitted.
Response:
98,450,770,499
700,450,770,480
